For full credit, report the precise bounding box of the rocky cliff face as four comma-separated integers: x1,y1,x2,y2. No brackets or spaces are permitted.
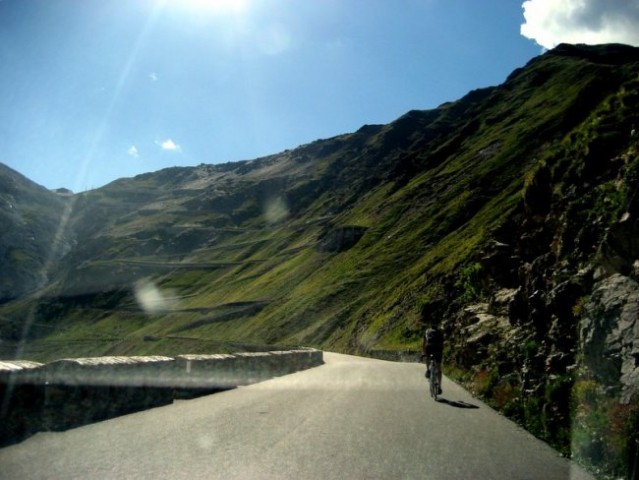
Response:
581,273,639,403
439,48,639,475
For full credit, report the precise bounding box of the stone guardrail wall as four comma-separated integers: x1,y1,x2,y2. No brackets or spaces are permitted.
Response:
0,348,323,447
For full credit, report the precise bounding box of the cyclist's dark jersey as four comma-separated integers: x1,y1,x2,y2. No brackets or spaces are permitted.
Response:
424,328,443,363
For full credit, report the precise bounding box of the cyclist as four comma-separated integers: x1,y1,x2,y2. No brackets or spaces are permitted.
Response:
422,322,444,395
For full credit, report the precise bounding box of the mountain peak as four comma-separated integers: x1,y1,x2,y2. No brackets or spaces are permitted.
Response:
548,42,639,63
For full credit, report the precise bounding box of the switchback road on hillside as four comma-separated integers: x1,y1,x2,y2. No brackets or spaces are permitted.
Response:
0,353,593,479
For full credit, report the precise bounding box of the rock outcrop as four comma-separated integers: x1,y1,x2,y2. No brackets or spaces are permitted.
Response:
581,273,639,403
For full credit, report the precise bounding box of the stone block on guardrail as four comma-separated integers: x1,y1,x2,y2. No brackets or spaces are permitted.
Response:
266,350,295,375
41,355,175,387
287,348,323,371
174,349,323,388
233,352,277,384
0,360,44,381
174,354,238,389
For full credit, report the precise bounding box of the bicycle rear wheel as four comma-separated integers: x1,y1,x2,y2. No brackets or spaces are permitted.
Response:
429,361,439,400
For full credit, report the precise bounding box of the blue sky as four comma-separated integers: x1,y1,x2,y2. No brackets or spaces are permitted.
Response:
1,0,638,191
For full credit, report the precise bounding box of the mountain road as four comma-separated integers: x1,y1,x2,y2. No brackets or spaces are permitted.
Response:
0,352,593,479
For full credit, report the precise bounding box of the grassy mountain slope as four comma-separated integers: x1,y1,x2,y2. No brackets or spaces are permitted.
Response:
1,43,637,357
2,43,639,477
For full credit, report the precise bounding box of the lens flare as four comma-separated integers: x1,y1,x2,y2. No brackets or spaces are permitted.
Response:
134,279,175,314
263,196,289,224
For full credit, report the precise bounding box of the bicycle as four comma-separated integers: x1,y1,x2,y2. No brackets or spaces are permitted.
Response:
425,354,440,401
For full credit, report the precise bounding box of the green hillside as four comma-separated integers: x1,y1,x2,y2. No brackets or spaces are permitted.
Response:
2,43,639,477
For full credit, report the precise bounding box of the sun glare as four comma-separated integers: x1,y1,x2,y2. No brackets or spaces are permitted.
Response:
181,0,248,14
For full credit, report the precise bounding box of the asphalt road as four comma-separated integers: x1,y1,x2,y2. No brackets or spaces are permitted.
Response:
0,353,593,479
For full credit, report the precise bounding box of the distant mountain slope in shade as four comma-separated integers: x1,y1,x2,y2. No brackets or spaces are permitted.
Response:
2,43,639,478
0,163,71,302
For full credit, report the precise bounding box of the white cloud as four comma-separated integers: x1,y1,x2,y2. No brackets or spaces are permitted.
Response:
157,139,182,152
128,145,139,158
521,0,639,49
149,72,158,82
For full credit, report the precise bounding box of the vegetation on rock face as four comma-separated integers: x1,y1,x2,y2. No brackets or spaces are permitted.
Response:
439,45,639,478
2,43,639,478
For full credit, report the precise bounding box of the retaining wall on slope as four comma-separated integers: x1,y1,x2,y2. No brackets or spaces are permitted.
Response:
0,348,323,446
0,361,45,446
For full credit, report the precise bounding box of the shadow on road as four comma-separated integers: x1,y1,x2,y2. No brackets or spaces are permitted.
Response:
436,398,480,409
